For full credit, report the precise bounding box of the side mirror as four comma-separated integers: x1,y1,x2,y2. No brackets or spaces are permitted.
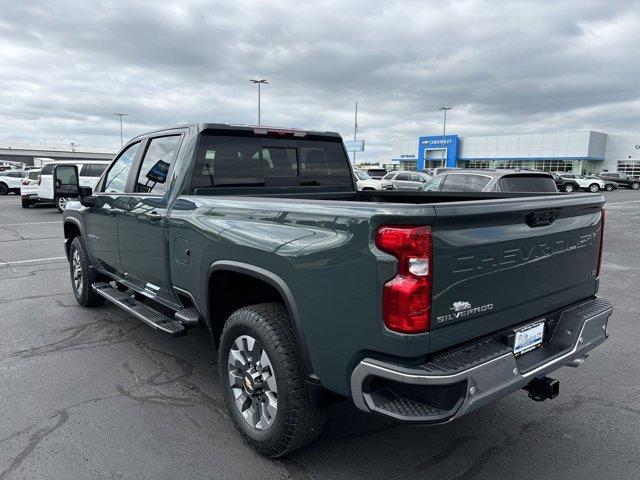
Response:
53,164,79,201
78,186,95,207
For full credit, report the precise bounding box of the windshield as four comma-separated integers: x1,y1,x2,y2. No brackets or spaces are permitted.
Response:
354,170,371,180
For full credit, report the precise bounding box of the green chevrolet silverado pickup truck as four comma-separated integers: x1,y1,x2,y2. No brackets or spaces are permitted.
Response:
57,124,612,457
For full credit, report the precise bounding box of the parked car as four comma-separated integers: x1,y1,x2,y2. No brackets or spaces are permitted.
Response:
0,170,27,195
381,171,431,190
353,169,382,191
552,173,604,193
424,169,558,193
598,172,640,190
20,169,43,207
38,161,110,212
587,175,618,191
548,172,581,192
361,167,387,179
60,123,610,457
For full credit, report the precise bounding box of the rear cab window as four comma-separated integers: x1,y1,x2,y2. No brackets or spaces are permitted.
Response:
188,134,353,194
496,175,558,192
464,174,491,192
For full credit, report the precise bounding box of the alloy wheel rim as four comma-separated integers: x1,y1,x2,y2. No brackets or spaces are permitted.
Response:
72,249,82,293
58,197,68,210
227,334,278,431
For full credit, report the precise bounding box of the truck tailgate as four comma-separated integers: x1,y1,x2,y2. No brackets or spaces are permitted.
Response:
429,194,604,353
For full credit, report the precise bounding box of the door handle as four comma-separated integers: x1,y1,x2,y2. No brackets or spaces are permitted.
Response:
147,211,163,222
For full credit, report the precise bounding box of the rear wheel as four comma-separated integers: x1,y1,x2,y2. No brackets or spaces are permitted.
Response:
588,183,600,193
631,182,640,190
69,237,105,307
21,198,31,208
605,184,614,191
0,183,8,195
219,303,325,457
563,184,575,193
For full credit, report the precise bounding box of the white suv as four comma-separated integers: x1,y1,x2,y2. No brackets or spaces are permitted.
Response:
0,170,27,195
38,161,110,212
554,173,604,193
20,169,42,207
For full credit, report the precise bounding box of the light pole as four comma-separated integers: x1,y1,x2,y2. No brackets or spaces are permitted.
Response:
113,113,128,147
439,107,452,167
352,100,358,165
250,79,268,125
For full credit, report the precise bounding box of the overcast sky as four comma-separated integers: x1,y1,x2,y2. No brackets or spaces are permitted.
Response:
1,0,639,161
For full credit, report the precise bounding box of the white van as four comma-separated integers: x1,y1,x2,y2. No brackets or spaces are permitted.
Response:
38,161,110,212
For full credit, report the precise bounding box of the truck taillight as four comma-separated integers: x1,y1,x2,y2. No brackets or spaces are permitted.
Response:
596,207,605,278
376,226,432,334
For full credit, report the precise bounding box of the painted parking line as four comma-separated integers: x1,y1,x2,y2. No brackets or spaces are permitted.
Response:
0,221,61,227
0,256,66,267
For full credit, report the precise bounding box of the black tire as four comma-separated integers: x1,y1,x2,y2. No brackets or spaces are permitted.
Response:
605,184,614,191
631,182,640,190
218,303,325,457
0,183,8,195
563,184,575,193
21,198,31,208
588,183,600,193
69,237,105,307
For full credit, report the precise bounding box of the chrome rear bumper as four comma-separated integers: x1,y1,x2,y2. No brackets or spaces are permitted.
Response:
350,298,612,423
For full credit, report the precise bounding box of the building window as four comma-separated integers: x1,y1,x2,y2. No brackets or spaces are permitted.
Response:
463,161,490,169
618,160,640,177
532,160,572,172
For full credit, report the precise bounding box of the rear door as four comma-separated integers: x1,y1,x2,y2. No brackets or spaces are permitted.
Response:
429,195,604,352
117,133,182,301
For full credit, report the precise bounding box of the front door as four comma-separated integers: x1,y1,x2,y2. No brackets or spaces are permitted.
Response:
85,141,141,274
117,134,182,302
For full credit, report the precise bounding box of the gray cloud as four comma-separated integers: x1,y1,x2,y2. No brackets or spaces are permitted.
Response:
0,0,639,161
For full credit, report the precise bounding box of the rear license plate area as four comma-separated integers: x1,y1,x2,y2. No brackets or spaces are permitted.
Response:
513,320,545,356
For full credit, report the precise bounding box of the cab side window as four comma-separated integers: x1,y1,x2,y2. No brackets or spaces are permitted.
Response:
102,142,140,193
134,135,180,195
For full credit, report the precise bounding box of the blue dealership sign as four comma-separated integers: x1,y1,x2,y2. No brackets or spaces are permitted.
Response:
417,135,458,169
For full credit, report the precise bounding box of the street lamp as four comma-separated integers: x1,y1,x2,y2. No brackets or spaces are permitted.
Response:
439,107,452,167
113,113,128,147
250,79,268,125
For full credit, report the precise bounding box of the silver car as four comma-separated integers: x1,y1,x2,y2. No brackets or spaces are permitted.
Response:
381,171,432,190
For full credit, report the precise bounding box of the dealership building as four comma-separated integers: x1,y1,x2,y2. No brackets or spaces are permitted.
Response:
389,131,640,176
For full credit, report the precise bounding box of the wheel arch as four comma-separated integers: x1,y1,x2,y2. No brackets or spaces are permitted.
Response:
206,260,316,379
63,217,83,259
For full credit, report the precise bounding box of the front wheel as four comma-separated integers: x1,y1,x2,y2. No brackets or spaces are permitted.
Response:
605,184,614,191
0,183,8,195
69,237,105,307
219,303,325,457
588,183,600,193
563,184,575,193
631,182,640,190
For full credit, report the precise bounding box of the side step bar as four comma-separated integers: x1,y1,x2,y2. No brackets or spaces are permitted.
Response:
92,282,186,336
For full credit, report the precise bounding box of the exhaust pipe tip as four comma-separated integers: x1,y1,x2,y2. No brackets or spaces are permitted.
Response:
523,376,559,402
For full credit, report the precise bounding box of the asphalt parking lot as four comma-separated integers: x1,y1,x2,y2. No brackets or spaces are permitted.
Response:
1,191,639,480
